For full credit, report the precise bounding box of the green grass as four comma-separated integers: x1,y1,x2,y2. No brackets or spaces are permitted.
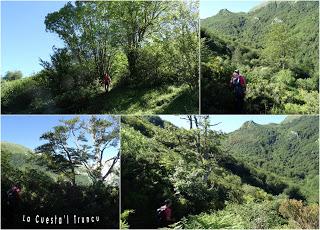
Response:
84,84,199,114
1,77,198,114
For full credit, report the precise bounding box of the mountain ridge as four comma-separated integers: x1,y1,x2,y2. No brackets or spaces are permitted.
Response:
225,115,319,203
201,0,319,50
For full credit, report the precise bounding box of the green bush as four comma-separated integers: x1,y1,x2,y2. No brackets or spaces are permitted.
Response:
201,56,236,113
120,209,134,229
273,69,296,87
54,85,99,113
1,78,38,113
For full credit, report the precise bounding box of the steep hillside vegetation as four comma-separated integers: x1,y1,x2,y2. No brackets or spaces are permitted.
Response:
201,1,319,114
225,115,319,203
121,116,318,229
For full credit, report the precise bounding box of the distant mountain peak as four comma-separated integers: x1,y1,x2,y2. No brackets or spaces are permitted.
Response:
240,120,259,129
218,9,232,15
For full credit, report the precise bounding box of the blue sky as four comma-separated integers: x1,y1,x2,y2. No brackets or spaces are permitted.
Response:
1,115,119,158
160,115,287,133
200,0,264,19
1,1,66,77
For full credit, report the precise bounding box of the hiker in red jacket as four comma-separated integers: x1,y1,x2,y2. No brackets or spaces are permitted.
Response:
7,184,21,207
157,199,174,227
5,184,22,227
103,73,111,92
230,69,246,113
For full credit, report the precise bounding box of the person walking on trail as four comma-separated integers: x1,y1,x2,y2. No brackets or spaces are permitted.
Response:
157,199,174,227
230,69,246,113
103,72,111,93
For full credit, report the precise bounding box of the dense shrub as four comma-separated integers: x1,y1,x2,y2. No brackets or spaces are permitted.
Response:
279,199,319,229
1,78,46,113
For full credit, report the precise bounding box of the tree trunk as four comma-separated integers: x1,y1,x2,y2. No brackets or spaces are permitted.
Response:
71,166,76,186
127,48,138,81
187,115,193,129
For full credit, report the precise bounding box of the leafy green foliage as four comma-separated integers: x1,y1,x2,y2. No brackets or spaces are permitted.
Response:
1,74,54,114
175,199,288,229
172,211,246,229
120,209,134,229
262,24,296,69
218,155,288,196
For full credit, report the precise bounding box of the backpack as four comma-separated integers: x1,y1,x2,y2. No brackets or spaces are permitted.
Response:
103,74,110,84
232,76,244,98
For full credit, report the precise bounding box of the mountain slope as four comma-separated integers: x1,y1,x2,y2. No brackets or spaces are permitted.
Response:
224,116,319,202
202,1,319,46
1,142,37,170
1,142,32,155
202,1,319,69
0,142,91,185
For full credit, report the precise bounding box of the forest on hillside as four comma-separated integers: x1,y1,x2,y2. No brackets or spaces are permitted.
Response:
121,115,319,229
1,116,119,228
225,115,319,204
201,1,319,114
1,1,199,114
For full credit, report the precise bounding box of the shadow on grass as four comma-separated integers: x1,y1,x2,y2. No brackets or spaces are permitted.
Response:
160,86,199,114
84,84,198,114
84,86,153,114
1,80,199,114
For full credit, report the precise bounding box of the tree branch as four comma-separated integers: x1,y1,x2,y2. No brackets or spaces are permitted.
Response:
102,151,120,180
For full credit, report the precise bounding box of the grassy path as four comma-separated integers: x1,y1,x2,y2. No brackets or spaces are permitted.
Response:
1,77,198,114
84,84,199,114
